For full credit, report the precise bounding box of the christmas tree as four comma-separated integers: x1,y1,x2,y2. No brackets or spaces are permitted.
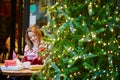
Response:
31,0,120,80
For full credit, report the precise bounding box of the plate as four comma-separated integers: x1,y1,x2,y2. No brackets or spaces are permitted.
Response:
29,65,43,70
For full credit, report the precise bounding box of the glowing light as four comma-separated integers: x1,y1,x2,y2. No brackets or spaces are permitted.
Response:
105,24,108,27
93,76,97,79
88,39,91,42
97,67,100,70
49,65,52,68
118,46,120,48
101,49,104,51
61,69,63,71
116,18,119,22
108,43,110,45
103,6,105,8
54,25,57,28
64,5,67,8
92,33,96,38
70,74,72,77
74,72,77,76
68,47,71,51
61,74,64,76
112,24,115,26
56,2,58,5
110,51,113,53
110,29,113,32
58,55,61,58
69,60,72,63
103,70,106,73
67,65,70,68
107,50,110,53
60,6,63,9
111,78,114,80
104,52,107,55
81,38,84,41
82,47,84,49
83,35,86,38
106,12,109,15
115,11,118,14
78,72,80,74
107,74,109,76
85,1,88,4
51,6,54,9
113,40,116,43
79,56,82,58
103,43,106,46
54,75,56,78
93,69,97,71
68,17,71,20
117,53,119,56
96,5,98,8
90,70,92,73
98,41,101,43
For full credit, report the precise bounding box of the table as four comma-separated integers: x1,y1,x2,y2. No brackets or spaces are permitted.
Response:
0,63,3,66
2,68,39,76
0,63,4,73
0,63,43,76
0,64,43,80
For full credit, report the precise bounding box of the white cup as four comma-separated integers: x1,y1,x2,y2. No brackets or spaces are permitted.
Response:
23,61,31,68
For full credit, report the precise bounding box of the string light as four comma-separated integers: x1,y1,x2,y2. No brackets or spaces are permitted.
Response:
103,5,105,8
98,41,101,43
100,75,102,77
110,29,113,32
69,60,72,63
77,71,80,74
39,0,120,79
61,69,63,71
96,5,98,8
60,6,63,9
91,32,96,38
67,65,70,68
85,1,88,4
108,42,110,45
88,2,93,16
79,56,82,58
61,74,64,77
64,5,67,8
93,76,97,79
115,11,118,14
103,43,106,46
106,74,109,76
74,56,78,61
116,18,119,22
104,52,107,55
58,55,61,58
90,70,92,73
70,74,72,78
74,72,77,76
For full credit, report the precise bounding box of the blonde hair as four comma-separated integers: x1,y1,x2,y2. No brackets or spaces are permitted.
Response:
25,25,42,50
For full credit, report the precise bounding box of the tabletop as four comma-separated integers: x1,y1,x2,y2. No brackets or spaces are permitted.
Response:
0,63,4,73
2,68,39,76
0,63,4,66
0,63,43,77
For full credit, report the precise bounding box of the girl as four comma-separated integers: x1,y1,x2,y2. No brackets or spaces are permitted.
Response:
22,25,46,65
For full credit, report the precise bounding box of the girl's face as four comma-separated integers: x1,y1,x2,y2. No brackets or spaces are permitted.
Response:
28,31,38,43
